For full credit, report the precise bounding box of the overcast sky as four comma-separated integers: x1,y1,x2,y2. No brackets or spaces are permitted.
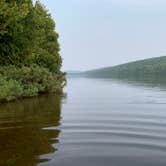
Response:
40,0,166,71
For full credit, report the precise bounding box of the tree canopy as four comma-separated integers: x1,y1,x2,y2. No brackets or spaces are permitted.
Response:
0,0,62,73
0,0,66,102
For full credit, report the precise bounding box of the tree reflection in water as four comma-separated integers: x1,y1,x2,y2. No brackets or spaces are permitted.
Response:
0,94,64,166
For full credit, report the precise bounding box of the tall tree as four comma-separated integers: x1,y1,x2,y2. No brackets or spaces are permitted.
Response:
0,0,62,73
0,0,33,65
29,1,62,72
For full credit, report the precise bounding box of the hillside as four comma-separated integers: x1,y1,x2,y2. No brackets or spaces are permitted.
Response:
83,56,166,78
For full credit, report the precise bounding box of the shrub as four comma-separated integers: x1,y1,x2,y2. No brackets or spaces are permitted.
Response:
0,66,66,102
0,77,23,101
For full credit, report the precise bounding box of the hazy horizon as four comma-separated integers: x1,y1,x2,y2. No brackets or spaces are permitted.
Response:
40,0,166,71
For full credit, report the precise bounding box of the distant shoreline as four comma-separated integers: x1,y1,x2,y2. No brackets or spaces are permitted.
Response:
79,56,166,79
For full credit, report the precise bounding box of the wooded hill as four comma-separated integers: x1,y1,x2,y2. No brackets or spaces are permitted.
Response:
84,56,166,78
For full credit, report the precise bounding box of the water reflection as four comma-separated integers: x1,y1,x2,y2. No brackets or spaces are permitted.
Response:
115,77,166,89
0,94,63,166
1,77,166,166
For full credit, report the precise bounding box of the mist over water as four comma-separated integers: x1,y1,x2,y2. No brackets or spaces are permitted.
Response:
1,78,166,165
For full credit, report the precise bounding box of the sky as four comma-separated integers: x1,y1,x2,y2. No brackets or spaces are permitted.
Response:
40,0,166,71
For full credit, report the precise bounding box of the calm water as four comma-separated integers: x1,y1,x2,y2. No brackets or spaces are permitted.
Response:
1,78,166,165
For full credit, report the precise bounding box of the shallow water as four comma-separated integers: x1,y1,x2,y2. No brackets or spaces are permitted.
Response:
1,78,166,166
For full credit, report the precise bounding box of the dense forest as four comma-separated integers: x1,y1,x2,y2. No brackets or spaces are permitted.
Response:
83,56,166,79
0,0,66,101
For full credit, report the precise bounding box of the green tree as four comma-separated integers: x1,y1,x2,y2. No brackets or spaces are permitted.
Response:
0,0,33,65
28,1,62,73
0,0,66,102
0,0,62,73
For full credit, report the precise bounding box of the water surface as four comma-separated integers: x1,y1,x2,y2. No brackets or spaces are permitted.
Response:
1,78,166,165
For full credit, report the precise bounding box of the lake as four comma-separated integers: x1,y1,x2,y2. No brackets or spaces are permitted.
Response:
1,77,166,166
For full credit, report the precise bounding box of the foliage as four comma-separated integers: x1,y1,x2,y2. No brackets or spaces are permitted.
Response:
0,66,66,101
27,1,62,72
0,0,66,102
0,76,23,101
0,0,62,72
0,0,33,65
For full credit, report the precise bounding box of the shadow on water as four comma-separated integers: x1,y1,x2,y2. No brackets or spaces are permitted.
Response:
0,94,64,166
